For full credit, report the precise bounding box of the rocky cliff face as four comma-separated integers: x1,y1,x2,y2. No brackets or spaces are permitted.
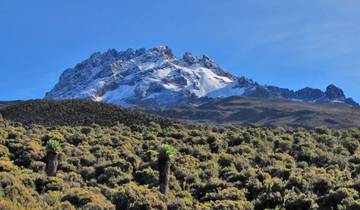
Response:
325,84,346,100
45,46,358,107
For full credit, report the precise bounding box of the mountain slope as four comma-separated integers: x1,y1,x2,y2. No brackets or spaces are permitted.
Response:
146,96,360,129
0,100,20,109
45,46,358,107
1,99,360,128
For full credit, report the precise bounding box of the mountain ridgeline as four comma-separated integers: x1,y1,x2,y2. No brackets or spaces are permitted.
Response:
45,46,358,108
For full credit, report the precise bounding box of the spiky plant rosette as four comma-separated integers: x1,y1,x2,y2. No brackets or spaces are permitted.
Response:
46,139,61,152
159,144,176,158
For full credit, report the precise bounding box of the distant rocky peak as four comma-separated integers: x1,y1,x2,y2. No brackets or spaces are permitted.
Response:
182,52,198,64
84,46,175,66
104,48,119,57
159,45,174,59
235,76,256,86
126,46,175,64
325,84,346,100
201,55,216,68
295,87,324,100
145,45,174,59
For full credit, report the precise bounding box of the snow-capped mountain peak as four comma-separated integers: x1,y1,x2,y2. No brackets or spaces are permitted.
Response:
45,46,240,106
45,46,358,107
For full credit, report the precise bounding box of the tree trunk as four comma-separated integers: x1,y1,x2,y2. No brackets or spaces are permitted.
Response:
46,150,59,176
0,113,5,128
159,155,170,195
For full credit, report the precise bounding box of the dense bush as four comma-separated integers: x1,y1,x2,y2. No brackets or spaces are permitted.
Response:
1,100,360,209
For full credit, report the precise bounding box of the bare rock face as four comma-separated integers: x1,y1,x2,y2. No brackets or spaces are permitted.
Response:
182,52,197,64
45,46,358,107
295,87,324,101
325,84,346,100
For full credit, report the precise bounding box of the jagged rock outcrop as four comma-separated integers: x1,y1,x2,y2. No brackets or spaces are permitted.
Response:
325,84,346,100
295,87,324,101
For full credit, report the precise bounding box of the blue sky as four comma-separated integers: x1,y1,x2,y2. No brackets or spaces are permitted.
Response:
1,0,359,101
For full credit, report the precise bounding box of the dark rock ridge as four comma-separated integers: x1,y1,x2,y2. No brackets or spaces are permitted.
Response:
325,84,346,100
45,46,358,107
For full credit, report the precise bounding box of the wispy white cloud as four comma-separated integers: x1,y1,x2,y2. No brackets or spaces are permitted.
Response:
237,0,360,63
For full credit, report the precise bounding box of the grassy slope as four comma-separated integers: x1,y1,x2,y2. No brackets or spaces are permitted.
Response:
148,96,360,129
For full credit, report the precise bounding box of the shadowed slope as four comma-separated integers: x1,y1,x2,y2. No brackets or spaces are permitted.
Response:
147,96,360,129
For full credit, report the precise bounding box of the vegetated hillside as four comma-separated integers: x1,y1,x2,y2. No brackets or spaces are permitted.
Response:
148,96,360,129
0,100,19,109
0,99,173,128
1,100,360,209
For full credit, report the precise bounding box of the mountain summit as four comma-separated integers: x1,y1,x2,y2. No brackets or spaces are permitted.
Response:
45,46,358,107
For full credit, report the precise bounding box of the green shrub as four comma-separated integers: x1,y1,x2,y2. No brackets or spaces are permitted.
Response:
62,188,114,210
110,183,165,210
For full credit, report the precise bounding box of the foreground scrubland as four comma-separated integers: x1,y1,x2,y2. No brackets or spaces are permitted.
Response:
1,100,360,209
